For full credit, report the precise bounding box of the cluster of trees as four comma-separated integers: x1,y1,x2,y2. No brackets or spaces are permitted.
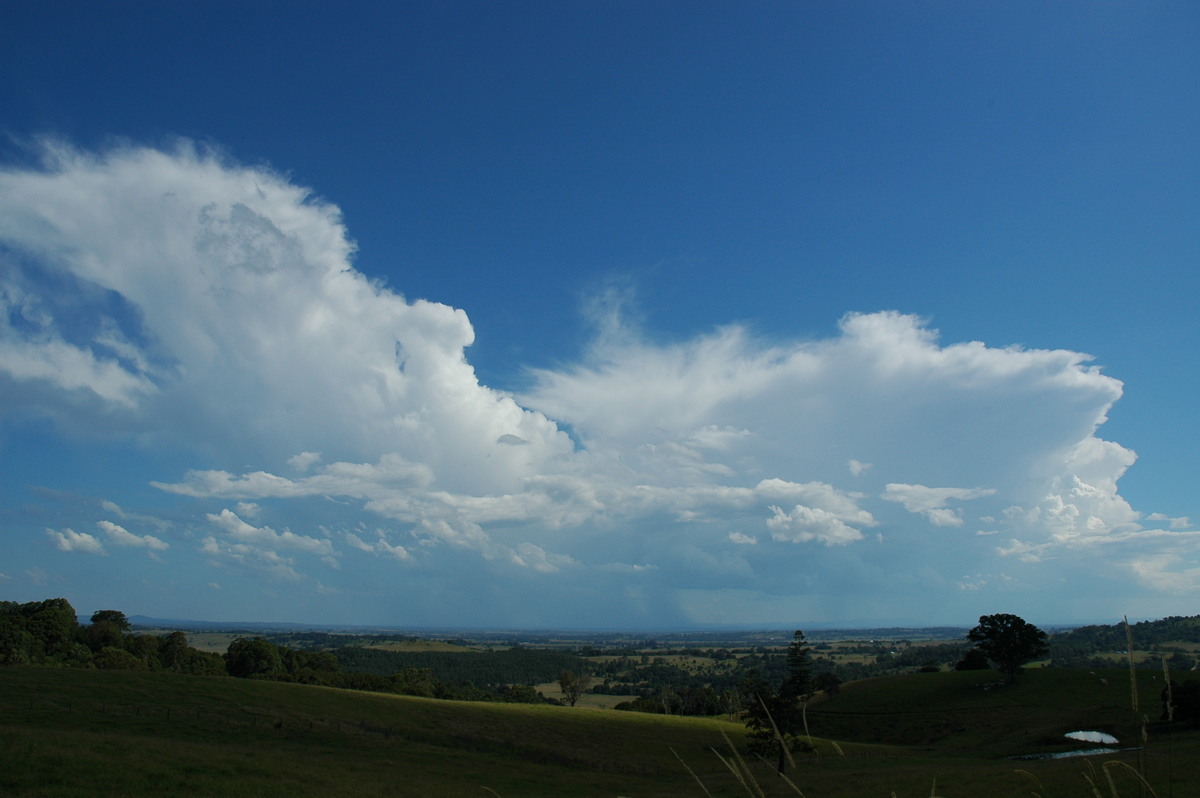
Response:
0,598,555,704
1049,616,1200,670
224,636,553,703
613,685,741,717
223,636,447,696
1,599,224,673
333,644,584,688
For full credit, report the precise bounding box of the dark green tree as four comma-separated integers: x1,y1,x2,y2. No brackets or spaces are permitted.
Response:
557,669,592,706
89,610,131,631
1165,679,1200,726
744,630,814,774
814,671,842,696
94,646,146,671
0,603,36,665
225,637,285,678
160,631,191,670
781,630,813,700
84,609,132,653
390,667,439,697
955,647,991,671
966,613,1048,681
14,599,80,663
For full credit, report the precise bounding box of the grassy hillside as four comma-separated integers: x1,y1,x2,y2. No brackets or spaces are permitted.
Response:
3,666,1198,796
809,666,1162,750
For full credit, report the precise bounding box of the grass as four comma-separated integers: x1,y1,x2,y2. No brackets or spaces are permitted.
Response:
362,639,477,653
3,665,1198,796
808,667,1160,751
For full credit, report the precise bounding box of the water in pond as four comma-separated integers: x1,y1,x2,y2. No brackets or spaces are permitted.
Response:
1010,731,1125,760
1065,730,1119,744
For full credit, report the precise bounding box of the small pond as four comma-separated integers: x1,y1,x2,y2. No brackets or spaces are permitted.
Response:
1010,731,1127,761
1064,730,1119,744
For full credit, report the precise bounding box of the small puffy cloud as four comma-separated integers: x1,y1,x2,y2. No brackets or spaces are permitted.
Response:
848,459,871,477
97,520,169,550
235,502,261,518
206,509,334,556
512,542,575,573
882,484,997,527
200,535,304,582
1147,513,1191,530
287,452,322,472
766,504,865,546
46,528,106,555
687,425,752,451
996,538,1045,563
728,531,757,545
344,530,411,562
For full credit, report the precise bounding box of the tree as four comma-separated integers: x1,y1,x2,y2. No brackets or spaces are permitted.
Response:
557,669,592,706
744,630,814,774
90,610,131,631
225,637,285,678
1165,679,1200,726
94,646,146,671
12,598,80,663
160,631,191,670
954,647,990,671
966,613,1048,681
814,671,842,696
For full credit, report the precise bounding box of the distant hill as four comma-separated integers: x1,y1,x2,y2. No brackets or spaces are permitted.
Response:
1050,614,1200,648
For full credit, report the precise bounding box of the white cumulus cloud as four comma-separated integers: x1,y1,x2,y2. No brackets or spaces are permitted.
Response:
97,520,169,550
3,141,1192,625
46,528,106,555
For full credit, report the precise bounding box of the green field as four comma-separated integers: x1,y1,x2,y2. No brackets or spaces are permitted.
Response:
3,666,1197,796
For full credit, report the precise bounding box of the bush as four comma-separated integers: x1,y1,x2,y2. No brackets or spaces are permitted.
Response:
94,646,147,671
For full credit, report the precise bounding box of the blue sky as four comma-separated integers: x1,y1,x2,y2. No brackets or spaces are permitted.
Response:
1,2,1197,629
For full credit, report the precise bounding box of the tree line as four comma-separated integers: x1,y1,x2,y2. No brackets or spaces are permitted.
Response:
1,599,224,674
0,598,564,704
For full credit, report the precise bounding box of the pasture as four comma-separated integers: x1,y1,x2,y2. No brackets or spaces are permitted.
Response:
4,665,1198,796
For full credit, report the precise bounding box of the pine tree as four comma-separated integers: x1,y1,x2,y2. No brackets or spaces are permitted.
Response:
743,629,814,773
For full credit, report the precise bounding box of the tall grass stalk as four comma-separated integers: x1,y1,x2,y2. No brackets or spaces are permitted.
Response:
1015,768,1046,798
751,755,805,796
1160,655,1175,796
800,700,817,761
1102,761,1160,798
1124,616,1138,714
757,693,797,773
715,729,767,798
1124,615,1153,797
671,747,714,798
1084,758,1156,796
1160,656,1173,723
